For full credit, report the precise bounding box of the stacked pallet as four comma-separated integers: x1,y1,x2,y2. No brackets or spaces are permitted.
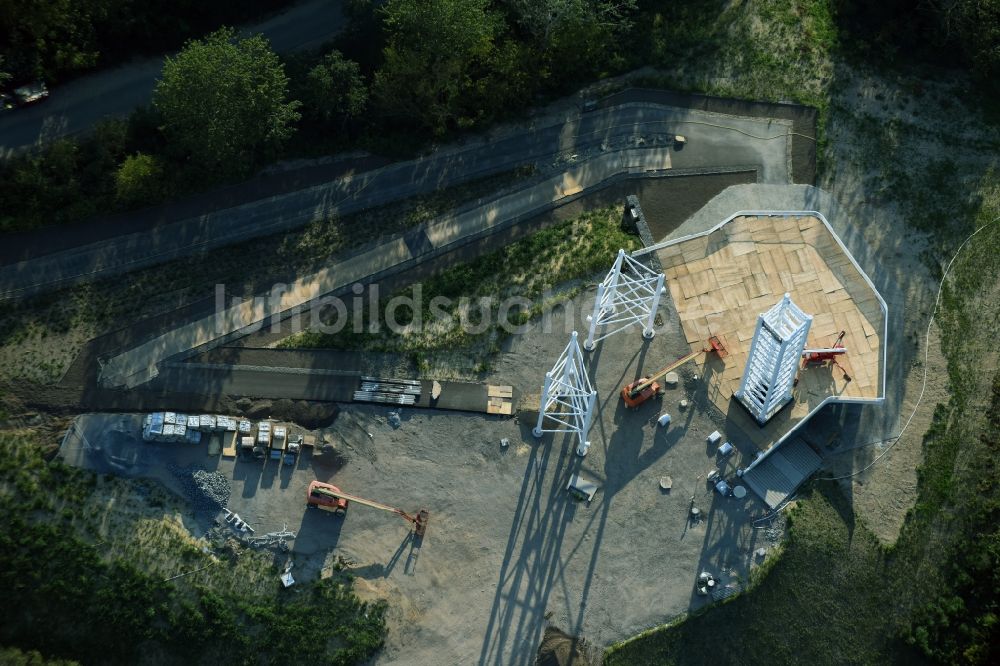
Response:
142,412,201,443
486,385,514,415
354,377,421,405
143,412,247,445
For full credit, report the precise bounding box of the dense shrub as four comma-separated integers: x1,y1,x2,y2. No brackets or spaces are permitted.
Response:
0,119,127,231
114,152,165,207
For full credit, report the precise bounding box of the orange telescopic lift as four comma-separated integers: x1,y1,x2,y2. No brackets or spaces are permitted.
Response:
306,480,430,537
620,336,728,409
801,330,851,381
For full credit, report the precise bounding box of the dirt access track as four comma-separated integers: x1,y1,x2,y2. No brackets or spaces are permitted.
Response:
62,288,779,665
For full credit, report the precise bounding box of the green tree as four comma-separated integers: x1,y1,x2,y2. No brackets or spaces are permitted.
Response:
0,0,100,81
153,27,300,178
115,152,164,207
372,0,504,135
503,0,635,48
948,0,1000,81
300,50,367,126
502,0,636,82
0,119,130,231
836,0,999,83
0,1,301,83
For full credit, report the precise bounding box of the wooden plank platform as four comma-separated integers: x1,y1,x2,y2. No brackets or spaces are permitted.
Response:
657,214,885,453
486,399,513,415
486,385,514,415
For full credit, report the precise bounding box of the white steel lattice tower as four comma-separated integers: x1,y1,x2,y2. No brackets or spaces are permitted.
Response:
583,249,666,351
735,293,812,425
533,331,598,457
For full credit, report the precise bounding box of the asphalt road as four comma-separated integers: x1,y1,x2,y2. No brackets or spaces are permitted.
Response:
0,0,345,157
155,363,362,403
0,100,793,299
96,145,677,388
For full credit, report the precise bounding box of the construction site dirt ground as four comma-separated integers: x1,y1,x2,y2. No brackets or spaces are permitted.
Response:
59,286,782,666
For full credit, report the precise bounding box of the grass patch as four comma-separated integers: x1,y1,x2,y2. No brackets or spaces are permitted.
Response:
279,205,641,375
642,0,837,104
635,0,837,163
0,432,386,665
837,107,999,246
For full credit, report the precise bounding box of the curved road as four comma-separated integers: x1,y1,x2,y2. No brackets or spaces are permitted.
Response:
0,98,794,299
0,0,345,157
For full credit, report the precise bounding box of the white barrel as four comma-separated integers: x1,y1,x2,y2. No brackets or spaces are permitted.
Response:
657,413,672,427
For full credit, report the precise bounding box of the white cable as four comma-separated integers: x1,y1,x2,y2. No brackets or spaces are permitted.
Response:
669,119,817,142
818,213,1000,482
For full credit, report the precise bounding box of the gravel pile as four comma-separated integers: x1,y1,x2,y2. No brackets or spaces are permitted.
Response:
168,464,231,510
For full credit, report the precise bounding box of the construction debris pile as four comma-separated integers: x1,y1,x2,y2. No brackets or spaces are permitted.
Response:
222,508,255,535
247,524,297,550
168,464,232,510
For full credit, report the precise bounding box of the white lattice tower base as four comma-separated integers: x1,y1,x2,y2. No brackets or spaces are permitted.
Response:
584,249,666,351
735,293,812,425
533,331,598,456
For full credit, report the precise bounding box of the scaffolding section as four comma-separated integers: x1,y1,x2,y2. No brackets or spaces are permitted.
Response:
583,249,666,351
533,332,598,456
735,293,812,425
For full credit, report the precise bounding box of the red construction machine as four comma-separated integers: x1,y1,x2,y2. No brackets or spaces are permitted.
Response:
306,480,430,537
621,336,728,409
801,330,851,381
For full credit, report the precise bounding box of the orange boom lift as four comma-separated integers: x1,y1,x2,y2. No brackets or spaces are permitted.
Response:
306,480,430,537
800,330,851,381
620,336,728,409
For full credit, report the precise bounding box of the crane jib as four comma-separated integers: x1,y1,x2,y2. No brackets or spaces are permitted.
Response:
629,348,703,396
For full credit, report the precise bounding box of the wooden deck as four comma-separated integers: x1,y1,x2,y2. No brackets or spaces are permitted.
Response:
656,214,885,452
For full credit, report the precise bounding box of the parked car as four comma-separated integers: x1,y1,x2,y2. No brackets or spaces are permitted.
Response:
13,81,48,105
0,93,14,111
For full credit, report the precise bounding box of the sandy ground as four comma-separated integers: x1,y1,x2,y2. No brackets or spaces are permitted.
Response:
812,70,1000,545
820,323,948,543
61,286,781,665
